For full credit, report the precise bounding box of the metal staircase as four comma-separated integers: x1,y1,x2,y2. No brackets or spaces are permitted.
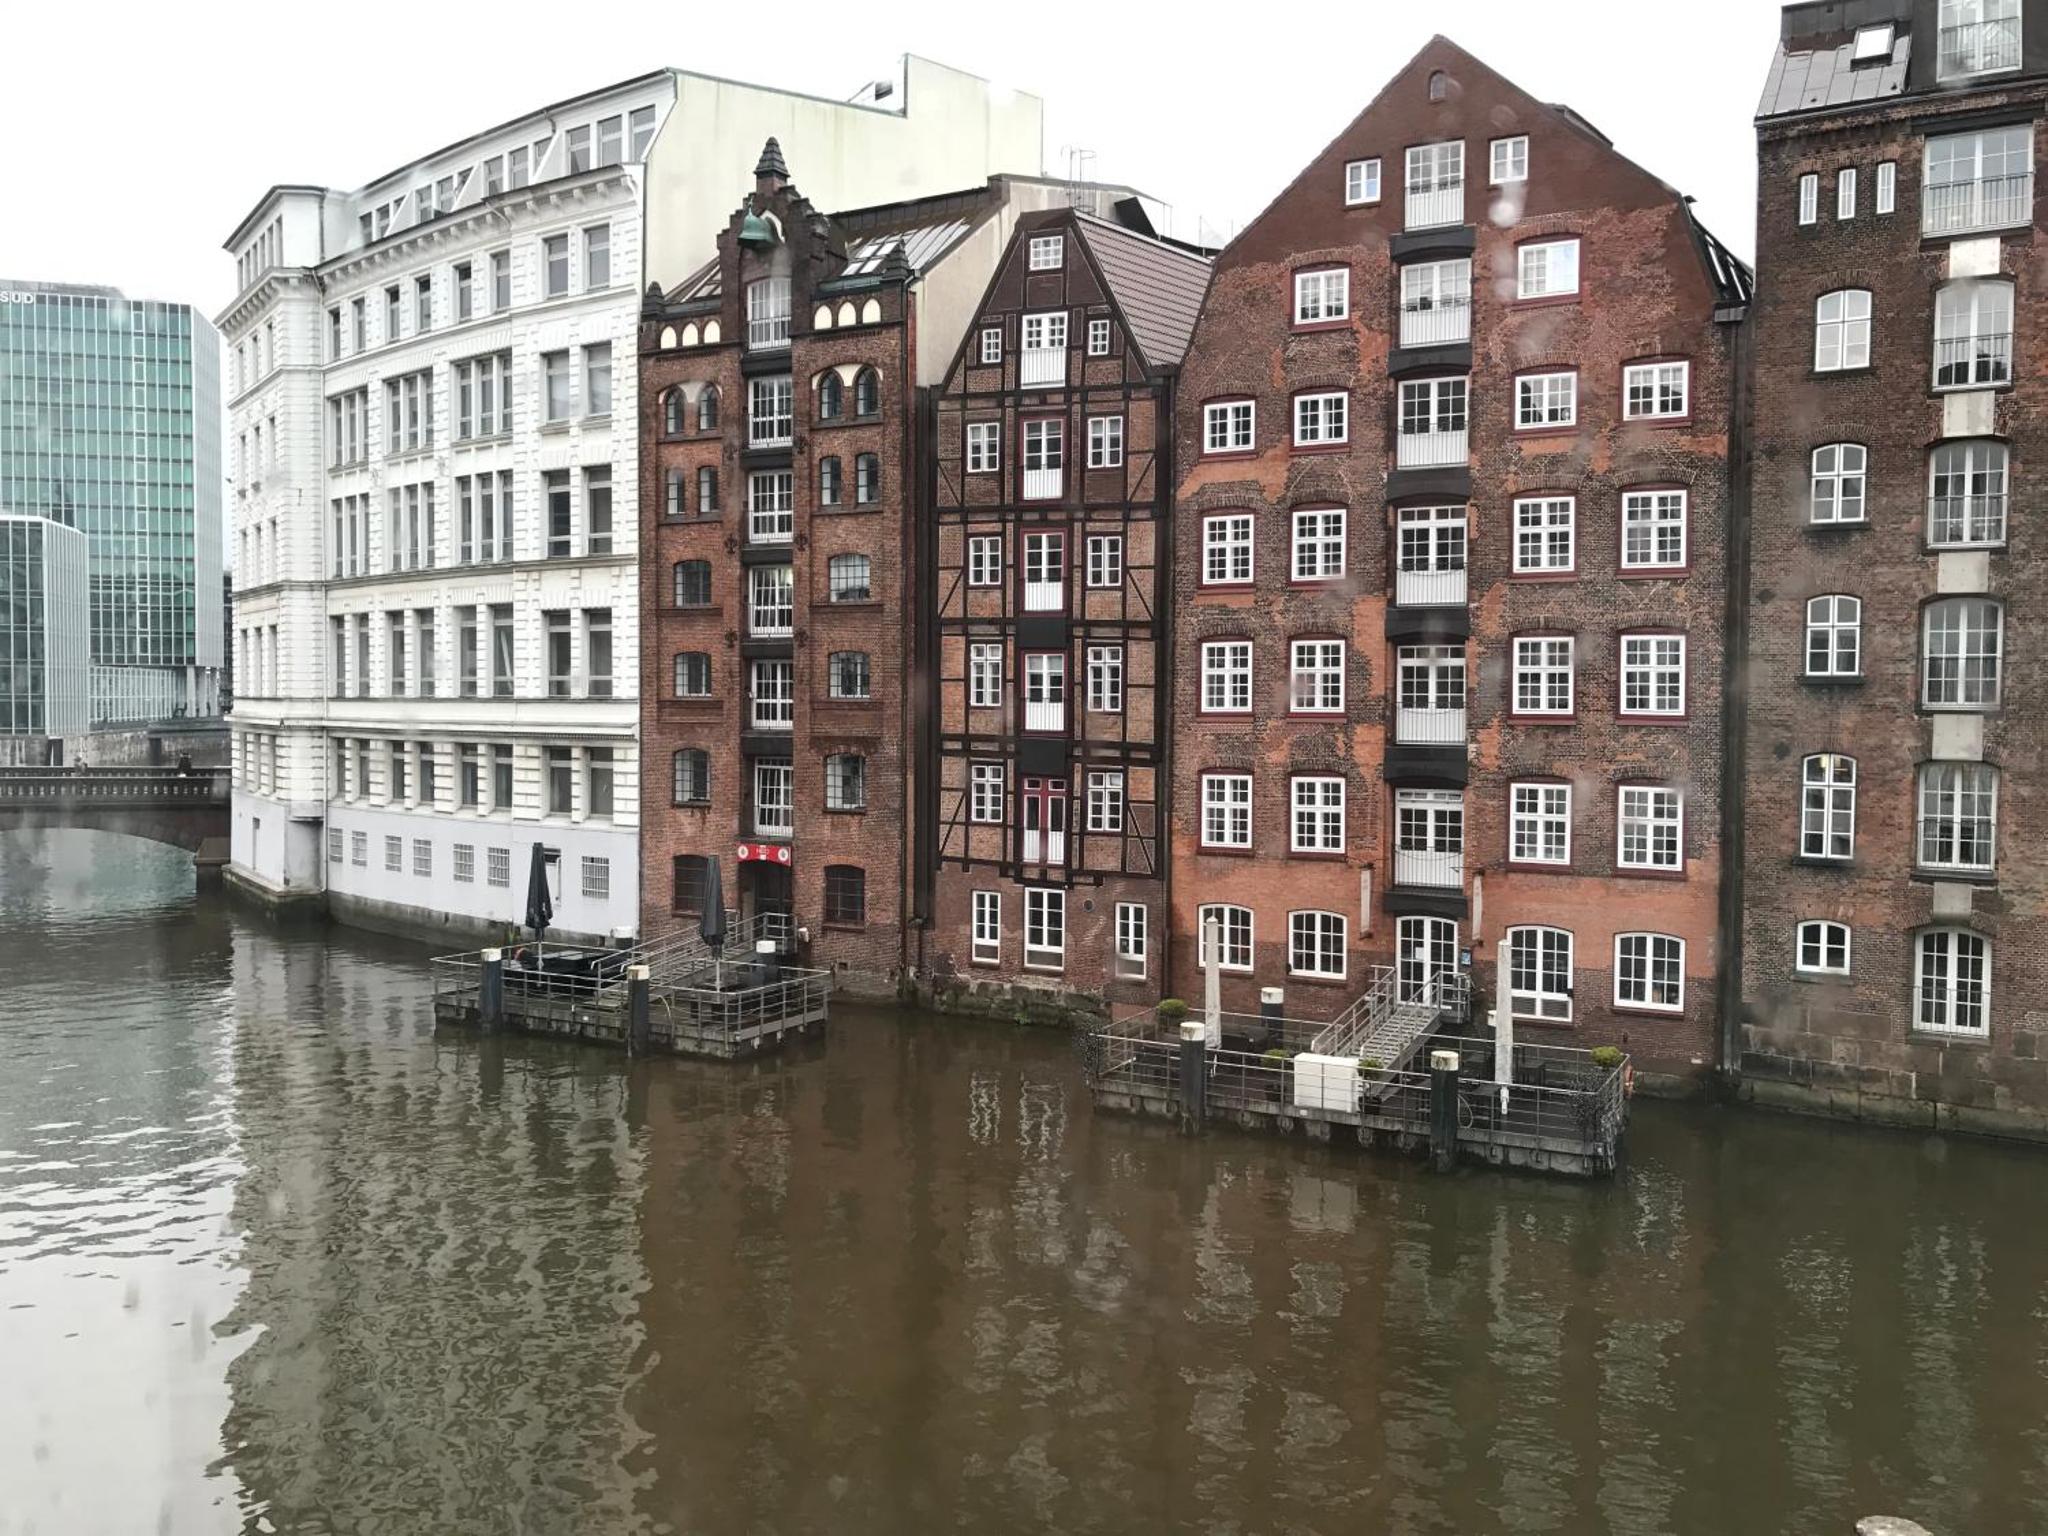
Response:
1310,965,1460,1078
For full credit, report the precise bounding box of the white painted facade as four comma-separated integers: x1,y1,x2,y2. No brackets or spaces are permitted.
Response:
219,59,1045,941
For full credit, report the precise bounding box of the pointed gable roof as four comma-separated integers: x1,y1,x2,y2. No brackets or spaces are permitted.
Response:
1070,211,1213,368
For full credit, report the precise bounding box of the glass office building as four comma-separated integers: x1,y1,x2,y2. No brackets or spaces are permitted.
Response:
0,280,222,731
0,514,89,736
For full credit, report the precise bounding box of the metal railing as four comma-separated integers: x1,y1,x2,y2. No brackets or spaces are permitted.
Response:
1022,467,1063,501
1938,19,2022,81
1405,184,1465,231
1396,706,1467,745
1020,349,1065,387
1399,297,1471,347
1933,332,2012,389
1393,848,1464,890
1396,428,1468,469
1929,494,2007,547
1922,172,2033,237
1023,698,1065,732
1394,566,1467,607
0,768,231,806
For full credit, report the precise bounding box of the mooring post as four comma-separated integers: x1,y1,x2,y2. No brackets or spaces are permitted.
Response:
479,947,504,1033
1178,1018,1208,1127
1429,1047,1461,1172
627,964,651,1056
1259,986,1285,1049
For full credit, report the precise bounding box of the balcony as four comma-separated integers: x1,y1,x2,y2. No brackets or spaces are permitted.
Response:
1022,467,1063,501
1396,706,1467,745
1933,333,2012,390
753,808,792,839
1395,567,1467,607
748,418,793,450
1922,173,2034,237
1394,848,1464,890
1021,348,1065,387
1021,827,1067,864
1399,297,1471,348
1939,19,2022,80
1405,183,1465,232
1024,697,1065,733
1023,579,1063,612
1397,427,1468,469
1929,494,2008,547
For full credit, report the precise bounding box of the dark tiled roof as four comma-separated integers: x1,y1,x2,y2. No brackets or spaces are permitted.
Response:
1687,208,1755,310
1071,212,1213,368
1758,33,1910,118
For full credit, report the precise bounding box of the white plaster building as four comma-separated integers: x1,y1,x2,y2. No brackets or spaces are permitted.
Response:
219,60,1045,943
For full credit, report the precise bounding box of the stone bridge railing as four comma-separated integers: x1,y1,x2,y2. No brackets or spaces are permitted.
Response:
0,767,231,809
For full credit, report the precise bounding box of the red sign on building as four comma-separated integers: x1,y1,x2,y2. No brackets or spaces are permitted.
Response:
735,842,792,866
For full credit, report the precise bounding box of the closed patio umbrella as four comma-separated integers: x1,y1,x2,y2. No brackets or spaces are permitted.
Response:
699,857,726,958
524,844,553,942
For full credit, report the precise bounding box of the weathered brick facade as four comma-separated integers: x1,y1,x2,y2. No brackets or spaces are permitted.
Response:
1168,39,1747,1072
924,209,1210,1015
1738,1,2048,1131
638,144,917,984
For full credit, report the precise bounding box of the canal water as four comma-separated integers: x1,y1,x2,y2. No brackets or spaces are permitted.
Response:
2,830,2045,1536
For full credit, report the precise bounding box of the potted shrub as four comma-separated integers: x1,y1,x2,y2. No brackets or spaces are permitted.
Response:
1158,998,1190,1028
1590,1046,1624,1072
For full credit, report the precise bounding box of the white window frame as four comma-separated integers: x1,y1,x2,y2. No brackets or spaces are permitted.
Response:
1087,318,1112,356
1197,904,1254,972
1028,234,1064,271
1290,776,1345,855
1918,762,1999,874
1288,911,1348,980
1621,490,1688,572
1620,633,1687,717
1293,391,1349,446
1202,513,1254,586
1932,278,2014,390
1614,932,1685,1013
969,763,1004,824
1516,239,1581,300
1515,371,1577,430
979,327,1002,365
1795,920,1853,977
1115,902,1148,980
1086,644,1124,714
1806,595,1862,678
967,534,1002,588
1202,774,1253,849
968,642,1003,709
1815,289,1873,372
1506,926,1574,1022
1623,360,1690,420
966,421,1001,474
1024,887,1065,970
1798,173,1820,226
1801,753,1858,861
1810,444,1868,524
1512,496,1575,574
1086,534,1123,589
1928,438,2009,548
1490,135,1529,185
1291,507,1346,580
1916,928,1990,1037
1837,166,1858,220
1922,597,2003,709
1294,268,1350,325
1204,400,1255,454
1616,786,1684,872
1344,158,1381,206
1877,160,1898,215
1511,636,1575,717
971,890,1001,964
1088,414,1125,469
1509,781,1572,866
1086,770,1125,833
1201,640,1253,714
1289,639,1345,714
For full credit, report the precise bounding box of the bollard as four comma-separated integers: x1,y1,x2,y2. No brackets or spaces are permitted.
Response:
479,947,505,1033
626,964,651,1056
1429,1047,1461,1172
1259,987,1285,1049
1178,1018,1208,1127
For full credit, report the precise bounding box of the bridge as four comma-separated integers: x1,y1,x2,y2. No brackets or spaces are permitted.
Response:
0,766,231,872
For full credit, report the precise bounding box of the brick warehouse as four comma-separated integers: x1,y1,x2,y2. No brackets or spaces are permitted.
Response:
1737,0,2048,1135
1166,38,1752,1075
924,209,1212,1013
637,143,1174,986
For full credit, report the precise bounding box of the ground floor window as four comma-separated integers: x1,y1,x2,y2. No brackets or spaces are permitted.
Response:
1288,910,1347,979
972,891,1001,964
1615,932,1684,1013
1025,887,1065,969
1917,928,1989,1037
1505,926,1572,1021
1116,902,1147,980
1197,903,1253,972
824,865,866,926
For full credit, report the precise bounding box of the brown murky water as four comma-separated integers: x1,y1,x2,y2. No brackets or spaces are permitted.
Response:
3,828,2045,1536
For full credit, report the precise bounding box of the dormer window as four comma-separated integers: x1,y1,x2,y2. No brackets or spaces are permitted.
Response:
1939,0,2023,80
1852,24,1895,63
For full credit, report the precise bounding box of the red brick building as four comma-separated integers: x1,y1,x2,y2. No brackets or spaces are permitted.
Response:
1168,39,1750,1073
924,210,1211,1011
1737,1,2048,1133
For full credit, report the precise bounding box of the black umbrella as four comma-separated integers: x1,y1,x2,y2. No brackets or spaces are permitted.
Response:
524,844,554,941
699,856,726,957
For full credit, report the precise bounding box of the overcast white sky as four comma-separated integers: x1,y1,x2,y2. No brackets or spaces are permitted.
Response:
5,0,1788,318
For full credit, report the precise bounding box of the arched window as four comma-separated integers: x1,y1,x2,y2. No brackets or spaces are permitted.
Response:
1814,289,1872,372
697,465,719,514
1801,754,1856,861
1928,439,2008,547
825,753,867,811
828,553,871,602
673,651,711,698
1428,69,1448,102
1923,597,2002,708
1809,444,1866,524
1196,904,1254,971
853,366,880,417
665,468,685,518
673,559,711,607
824,864,867,925
854,452,880,504
828,650,871,699
1795,920,1852,976
671,849,711,907
1505,926,1573,1021
817,372,843,419
819,455,842,507
1288,910,1348,980
663,387,684,435
697,384,720,431
1805,595,1861,677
